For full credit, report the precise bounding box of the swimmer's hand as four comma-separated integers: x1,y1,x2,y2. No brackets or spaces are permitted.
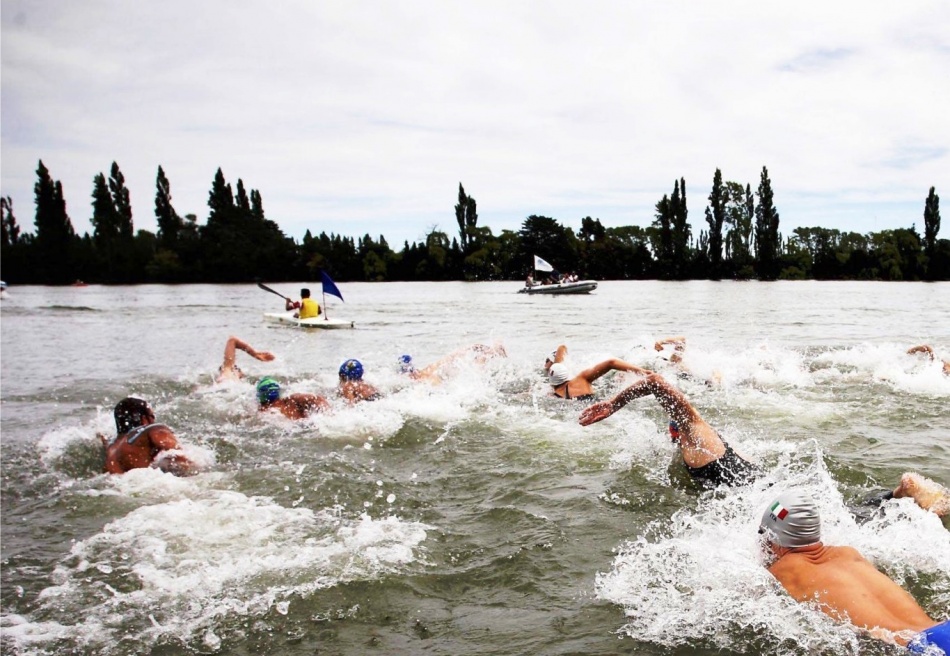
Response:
255,351,276,362
579,401,615,426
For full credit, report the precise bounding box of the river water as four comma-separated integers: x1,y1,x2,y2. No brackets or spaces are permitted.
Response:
1,281,948,656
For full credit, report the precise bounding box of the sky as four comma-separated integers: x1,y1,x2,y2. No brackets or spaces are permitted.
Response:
2,1,948,248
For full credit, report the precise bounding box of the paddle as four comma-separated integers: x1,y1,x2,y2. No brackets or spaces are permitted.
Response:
257,282,292,303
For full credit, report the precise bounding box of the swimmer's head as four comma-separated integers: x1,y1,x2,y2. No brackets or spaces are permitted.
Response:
114,397,154,433
256,377,281,404
397,354,415,374
668,420,680,442
548,363,570,387
759,490,821,549
339,359,364,381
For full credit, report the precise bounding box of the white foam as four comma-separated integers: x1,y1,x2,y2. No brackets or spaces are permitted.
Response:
595,445,949,652
8,490,429,654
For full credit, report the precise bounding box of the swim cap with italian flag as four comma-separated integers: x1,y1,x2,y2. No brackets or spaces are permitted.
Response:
759,490,821,548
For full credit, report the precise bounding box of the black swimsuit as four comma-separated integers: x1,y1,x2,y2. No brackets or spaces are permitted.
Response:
554,384,594,402
686,442,761,487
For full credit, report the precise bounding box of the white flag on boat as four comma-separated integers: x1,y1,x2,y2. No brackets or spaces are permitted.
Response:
533,255,554,272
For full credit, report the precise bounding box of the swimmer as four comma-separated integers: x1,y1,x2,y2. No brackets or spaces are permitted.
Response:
256,377,329,419
399,343,507,384
544,344,651,401
654,336,687,364
888,472,950,517
338,359,381,403
759,490,949,650
907,344,950,375
98,397,196,476
579,371,762,487
654,335,723,386
215,335,276,383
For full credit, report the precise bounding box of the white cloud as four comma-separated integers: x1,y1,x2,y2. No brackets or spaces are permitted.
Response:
2,0,948,246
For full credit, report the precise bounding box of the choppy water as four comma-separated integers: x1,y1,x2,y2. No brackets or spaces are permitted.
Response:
1,280,948,656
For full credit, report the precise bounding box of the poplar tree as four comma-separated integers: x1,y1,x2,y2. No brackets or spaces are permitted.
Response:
155,165,181,250
923,186,940,253
670,178,691,269
1,196,20,247
704,169,726,278
91,172,119,280
455,183,478,253
33,160,77,283
754,166,780,280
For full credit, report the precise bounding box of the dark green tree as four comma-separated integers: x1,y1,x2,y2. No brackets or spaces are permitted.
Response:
754,166,781,280
1,196,20,247
517,215,576,275
651,194,673,278
455,183,478,252
923,186,941,280
704,169,726,278
155,165,181,250
33,160,78,284
670,177,691,278
91,172,119,281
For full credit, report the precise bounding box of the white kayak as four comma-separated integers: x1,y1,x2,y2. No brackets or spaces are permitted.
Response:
263,312,355,329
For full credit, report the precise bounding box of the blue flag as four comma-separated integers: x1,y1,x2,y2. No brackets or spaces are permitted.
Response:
320,270,344,301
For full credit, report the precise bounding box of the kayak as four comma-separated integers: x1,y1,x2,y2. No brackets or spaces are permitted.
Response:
263,312,355,329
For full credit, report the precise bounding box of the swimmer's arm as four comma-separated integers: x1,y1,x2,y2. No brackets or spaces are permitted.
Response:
233,337,275,362
579,358,651,383
655,336,686,352
907,344,935,359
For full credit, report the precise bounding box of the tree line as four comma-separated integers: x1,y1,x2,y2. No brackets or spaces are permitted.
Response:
1,160,945,285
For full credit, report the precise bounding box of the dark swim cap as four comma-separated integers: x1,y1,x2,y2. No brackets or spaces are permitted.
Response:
114,397,152,433
256,377,280,403
339,359,364,380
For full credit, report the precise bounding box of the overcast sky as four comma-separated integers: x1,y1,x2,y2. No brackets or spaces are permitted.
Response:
2,1,948,247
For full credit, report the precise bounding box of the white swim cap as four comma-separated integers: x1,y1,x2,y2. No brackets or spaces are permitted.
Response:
548,363,570,386
759,490,821,548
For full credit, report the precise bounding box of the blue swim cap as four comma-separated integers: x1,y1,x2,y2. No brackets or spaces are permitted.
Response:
256,377,280,403
339,359,364,380
398,354,415,374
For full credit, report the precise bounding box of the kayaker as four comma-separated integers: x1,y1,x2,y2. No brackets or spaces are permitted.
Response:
256,377,330,419
99,397,197,476
338,359,381,403
285,288,321,319
215,335,275,382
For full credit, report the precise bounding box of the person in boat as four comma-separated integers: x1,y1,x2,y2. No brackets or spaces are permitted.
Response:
256,377,329,419
758,489,949,651
525,273,535,288
907,344,950,375
285,288,321,319
338,359,381,403
544,344,651,402
215,336,276,383
99,397,196,475
398,343,508,384
579,370,762,487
